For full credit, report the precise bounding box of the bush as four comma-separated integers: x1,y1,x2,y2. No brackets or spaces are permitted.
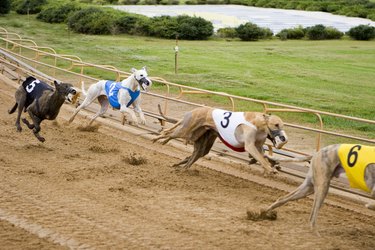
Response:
147,15,179,39
15,0,47,15
305,24,343,40
114,14,150,35
217,27,238,38
235,22,272,41
276,26,305,40
148,15,214,40
324,26,343,39
37,3,80,23
306,24,326,40
119,0,140,4
347,24,375,40
176,15,214,40
67,7,117,35
0,0,11,14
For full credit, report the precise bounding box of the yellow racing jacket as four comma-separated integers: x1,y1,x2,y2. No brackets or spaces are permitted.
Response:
338,144,375,192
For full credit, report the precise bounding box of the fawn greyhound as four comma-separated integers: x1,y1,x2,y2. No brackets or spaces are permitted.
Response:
152,106,288,174
263,144,375,232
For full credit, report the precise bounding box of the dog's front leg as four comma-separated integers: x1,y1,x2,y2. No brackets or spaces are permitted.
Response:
133,104,146,125
120,106,138,125
243,128,276,175
27,110,45,142
246,143,276,175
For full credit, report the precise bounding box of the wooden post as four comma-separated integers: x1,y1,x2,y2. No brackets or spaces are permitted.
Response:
174,36,179,74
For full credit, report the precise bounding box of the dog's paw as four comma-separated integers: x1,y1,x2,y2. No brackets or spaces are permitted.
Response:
365,203,375,210
247,209,277,221
263,168,278,177
38,137,46,143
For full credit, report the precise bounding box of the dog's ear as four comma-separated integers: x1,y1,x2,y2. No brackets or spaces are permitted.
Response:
142,66,147,71
263,113,270,122
131,68,137,73
53,80,60,87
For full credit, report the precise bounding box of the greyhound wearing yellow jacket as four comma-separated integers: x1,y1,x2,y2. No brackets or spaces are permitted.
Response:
264,144,375,230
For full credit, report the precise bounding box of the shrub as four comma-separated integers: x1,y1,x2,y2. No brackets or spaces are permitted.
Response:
67,7,117,35
235,22,272,41
306,24,327,40
305,24,344,40
217,27,238,38
148,15,214,40
148,15,179,39
176,15,214,40
324,27,343,39
276,26,305,40
0,0,11,14
15,0,47,15
37,3,80,23
115,14,150,35
347,24,375,40
119,0,140,4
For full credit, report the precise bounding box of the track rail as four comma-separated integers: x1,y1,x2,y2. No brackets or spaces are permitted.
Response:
87,106,373,201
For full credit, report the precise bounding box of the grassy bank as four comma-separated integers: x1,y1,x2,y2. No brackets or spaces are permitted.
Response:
1,13,374,137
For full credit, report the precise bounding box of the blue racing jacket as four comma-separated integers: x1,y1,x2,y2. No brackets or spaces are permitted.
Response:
104,81,140,109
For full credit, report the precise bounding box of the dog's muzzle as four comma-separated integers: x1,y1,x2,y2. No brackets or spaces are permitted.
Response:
138,77,152,92
66,87,77,103
268,129,288,149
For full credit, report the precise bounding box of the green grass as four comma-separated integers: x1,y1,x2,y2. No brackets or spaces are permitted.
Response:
1,13,374,138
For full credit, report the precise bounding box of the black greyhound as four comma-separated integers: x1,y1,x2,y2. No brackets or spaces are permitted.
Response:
8,76,76,142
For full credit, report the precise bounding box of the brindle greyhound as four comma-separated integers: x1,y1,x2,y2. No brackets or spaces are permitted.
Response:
8,76,77,142
152,106,288,175
263,144,375,232
68,67,152,126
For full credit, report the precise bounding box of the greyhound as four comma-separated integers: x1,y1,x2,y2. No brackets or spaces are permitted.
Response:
152,107,288,174
68,67,152,126
8,76,77,142
263,144,375,231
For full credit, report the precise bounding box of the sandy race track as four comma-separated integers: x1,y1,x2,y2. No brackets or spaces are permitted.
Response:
0,80,374,249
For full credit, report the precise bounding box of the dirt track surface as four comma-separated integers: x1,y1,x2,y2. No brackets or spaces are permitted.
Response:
1,81,374,249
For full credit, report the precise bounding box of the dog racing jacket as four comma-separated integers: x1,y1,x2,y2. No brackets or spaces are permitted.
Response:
338,144,375,192
104,81,140,109
22,76,53,109
212,109,257,152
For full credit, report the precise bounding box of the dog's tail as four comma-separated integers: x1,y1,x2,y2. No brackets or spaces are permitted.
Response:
266,155,313,163
81,81,87,96
8,103,18,114
158,104,179,124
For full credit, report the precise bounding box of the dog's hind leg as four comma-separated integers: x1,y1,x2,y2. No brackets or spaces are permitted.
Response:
68,92,97,124
25,110,45,142
174,130,217,169
365,164,375,210
88,96,109,126
22,118,35,129
14,97,27,132
266,170,314,212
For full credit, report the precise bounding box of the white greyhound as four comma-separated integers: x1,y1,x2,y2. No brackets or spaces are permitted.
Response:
69,67,152,126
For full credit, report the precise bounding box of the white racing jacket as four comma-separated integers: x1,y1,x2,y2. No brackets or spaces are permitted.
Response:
212,109,257,152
